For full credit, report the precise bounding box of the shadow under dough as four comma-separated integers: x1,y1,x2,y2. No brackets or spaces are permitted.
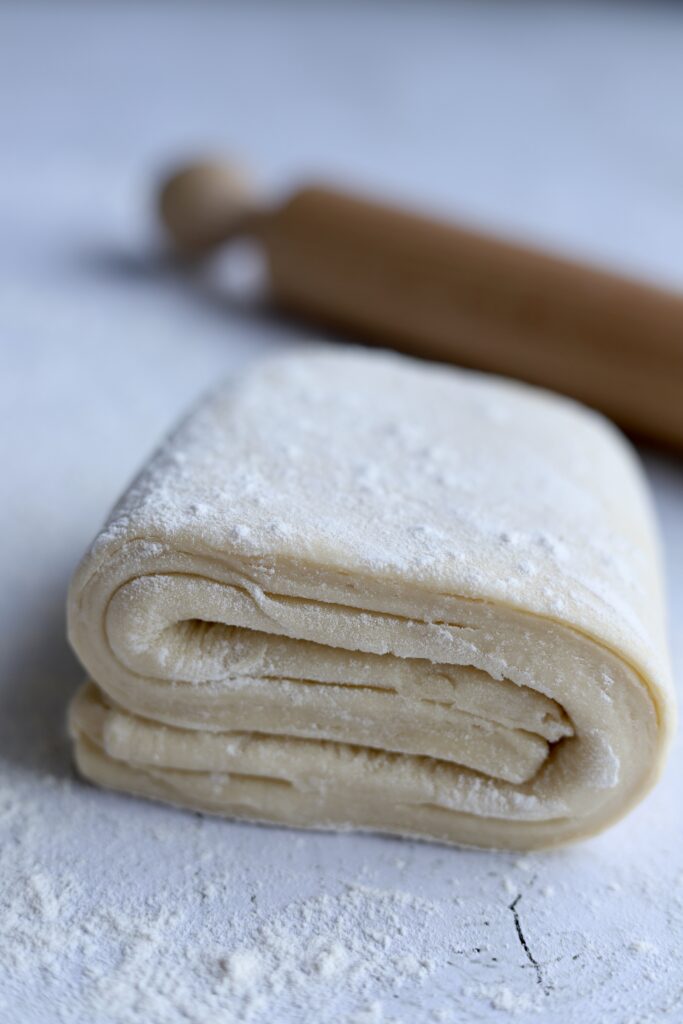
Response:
0,584,82,782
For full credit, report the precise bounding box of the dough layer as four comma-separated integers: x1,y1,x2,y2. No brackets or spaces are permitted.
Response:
67,347,675,849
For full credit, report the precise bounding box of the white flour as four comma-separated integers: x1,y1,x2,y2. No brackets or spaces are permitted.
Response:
2,761,682,1024
0,808,449,1024
84,885,446,1023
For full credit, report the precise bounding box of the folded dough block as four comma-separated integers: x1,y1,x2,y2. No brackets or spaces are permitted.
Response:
67,347,675,850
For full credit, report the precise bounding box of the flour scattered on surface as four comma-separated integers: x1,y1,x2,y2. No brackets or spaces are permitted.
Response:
629,939,656,955
468,984,543,1015
0,797,464,1024
2,756,683,1023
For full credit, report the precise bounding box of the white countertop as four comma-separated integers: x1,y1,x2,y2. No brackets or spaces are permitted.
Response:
1,3,682,1022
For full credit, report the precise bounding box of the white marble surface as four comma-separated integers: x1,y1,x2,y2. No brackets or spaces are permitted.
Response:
1,2,682,1022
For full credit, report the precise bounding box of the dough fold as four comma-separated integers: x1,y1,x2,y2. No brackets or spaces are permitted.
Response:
67,347,675,849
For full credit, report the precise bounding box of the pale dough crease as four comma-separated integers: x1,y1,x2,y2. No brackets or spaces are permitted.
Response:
67,347,675,850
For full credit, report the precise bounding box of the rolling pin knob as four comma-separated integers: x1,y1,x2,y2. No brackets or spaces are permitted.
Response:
158,159,258,254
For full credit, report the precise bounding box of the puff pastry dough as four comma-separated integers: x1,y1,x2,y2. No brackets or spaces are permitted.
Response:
67,347,674,849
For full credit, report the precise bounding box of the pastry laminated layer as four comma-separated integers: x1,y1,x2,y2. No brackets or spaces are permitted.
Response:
67,347,675,850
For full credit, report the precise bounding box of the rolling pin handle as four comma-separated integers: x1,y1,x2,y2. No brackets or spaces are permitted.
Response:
158,159,262,255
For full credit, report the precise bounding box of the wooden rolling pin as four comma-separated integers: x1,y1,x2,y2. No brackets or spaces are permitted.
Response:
159,160,683,449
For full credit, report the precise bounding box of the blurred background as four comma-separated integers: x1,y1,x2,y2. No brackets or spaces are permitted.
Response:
2,3,682,1022
5,0,683,552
